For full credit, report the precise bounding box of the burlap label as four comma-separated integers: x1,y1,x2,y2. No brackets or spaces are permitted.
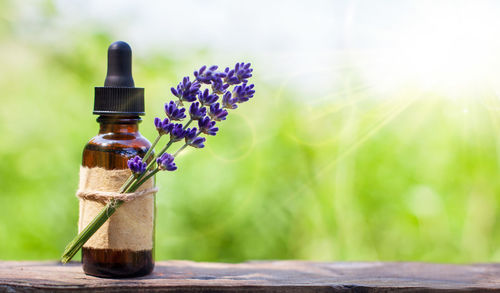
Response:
77,166,155,251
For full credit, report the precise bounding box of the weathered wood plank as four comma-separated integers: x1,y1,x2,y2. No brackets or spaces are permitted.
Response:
0,261,498,292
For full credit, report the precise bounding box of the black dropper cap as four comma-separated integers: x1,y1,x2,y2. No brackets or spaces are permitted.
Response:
93,41,145,115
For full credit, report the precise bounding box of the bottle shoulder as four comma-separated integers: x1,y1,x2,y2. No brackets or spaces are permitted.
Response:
85,132,151,149
82,132,152,169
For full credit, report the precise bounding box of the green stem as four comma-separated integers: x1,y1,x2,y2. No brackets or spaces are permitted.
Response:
143,135,162,163
183,119,193,130
128,169,159,192
119,174,137,193
61,199,124,263
145,139,173,172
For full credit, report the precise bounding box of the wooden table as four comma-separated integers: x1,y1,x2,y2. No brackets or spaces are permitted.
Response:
0,261,498,292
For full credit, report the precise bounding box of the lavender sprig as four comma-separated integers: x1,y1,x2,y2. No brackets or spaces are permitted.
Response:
62,62,255,264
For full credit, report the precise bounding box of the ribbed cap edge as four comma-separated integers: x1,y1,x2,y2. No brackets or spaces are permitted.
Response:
93,87,145,115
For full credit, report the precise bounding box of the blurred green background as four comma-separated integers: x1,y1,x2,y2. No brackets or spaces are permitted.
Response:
0,0,499,263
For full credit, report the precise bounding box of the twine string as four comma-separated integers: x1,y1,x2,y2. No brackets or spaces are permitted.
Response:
76,187,158,204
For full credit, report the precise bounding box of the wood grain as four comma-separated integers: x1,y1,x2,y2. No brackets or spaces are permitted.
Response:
0,261,498,292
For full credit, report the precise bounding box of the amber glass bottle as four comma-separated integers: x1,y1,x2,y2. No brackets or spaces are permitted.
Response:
81,115,154,278
79,41,154,278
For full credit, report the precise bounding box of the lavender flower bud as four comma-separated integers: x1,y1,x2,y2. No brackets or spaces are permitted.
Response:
165,101,187,121
198,116,218,136
156,153,177,171
211,77,230,95
169,123,186,142
184,127,206,148
189,137,206,148
194,65,222,84
224,62,253,85
232,83,255,103
127,155,147,174
221,92,238,109
171,76,200,103
209,103,228,121
184,127,197,140
189,102,207,120
198,88,219,106
154,117,173,136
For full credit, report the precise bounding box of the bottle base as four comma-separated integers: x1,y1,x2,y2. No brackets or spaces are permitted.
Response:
82,248,154,278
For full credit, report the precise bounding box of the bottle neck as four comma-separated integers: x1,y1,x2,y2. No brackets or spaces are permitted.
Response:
97,115,141,134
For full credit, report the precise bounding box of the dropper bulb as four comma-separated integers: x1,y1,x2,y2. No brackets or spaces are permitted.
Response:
104,41,135,87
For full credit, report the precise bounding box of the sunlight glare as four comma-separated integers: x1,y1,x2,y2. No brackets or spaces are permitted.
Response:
360,2,500,96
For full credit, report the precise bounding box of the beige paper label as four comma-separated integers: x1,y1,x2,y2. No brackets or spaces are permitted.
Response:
78,166,155,251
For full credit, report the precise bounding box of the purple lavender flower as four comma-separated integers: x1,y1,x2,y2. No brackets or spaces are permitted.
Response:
184,127,206,148
221,92,238,109
156,153,177,171
224,62,253,85
127,156,147,174
232,83,255,103
198,116,218,136
154,117,173,135
194,65,224,84
164,101,186,121
209,103,228,121
211,77,230,95
184,127,197,139
189,102,207,120
169,123,186,142
198,89,219,106
171,77,201,103
188,137,205,148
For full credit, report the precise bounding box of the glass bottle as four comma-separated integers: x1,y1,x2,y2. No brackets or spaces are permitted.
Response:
81,115,154,278
78,41,154,278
